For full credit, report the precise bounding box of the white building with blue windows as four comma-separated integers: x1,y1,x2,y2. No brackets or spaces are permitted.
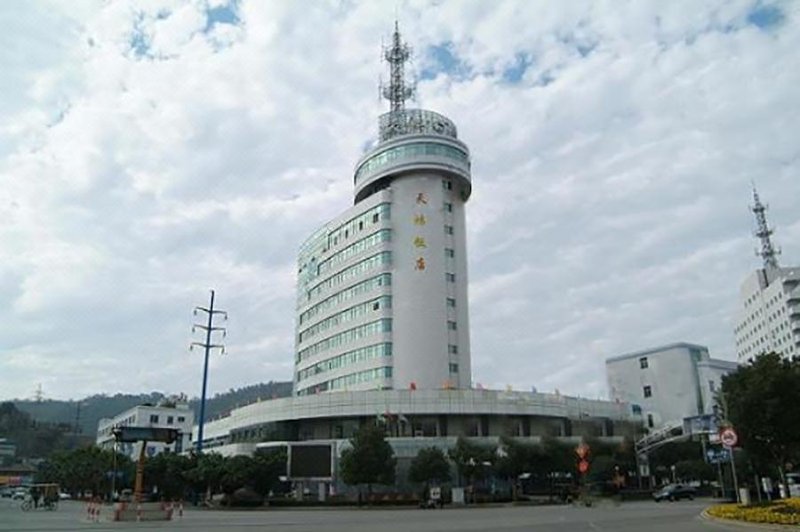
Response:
733,189,800,361
96,400,194,461
294,26,472,396
605,343,739,429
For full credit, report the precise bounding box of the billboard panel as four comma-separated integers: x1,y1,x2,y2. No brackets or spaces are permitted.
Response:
288,443,332,480
113,427,180,443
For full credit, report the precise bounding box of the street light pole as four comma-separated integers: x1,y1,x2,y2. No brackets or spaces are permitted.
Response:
191,290,227,454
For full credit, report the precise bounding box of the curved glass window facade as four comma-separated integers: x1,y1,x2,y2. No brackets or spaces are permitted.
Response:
317,230,391,275
297,203,390,293
297,366,393,396
296,342,392,382
297,318,392,362
305,252,391,302
355,142,469,184
299,296,392,343
300,273,391,325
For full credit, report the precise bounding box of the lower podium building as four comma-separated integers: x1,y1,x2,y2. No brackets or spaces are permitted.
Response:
193,388,641,492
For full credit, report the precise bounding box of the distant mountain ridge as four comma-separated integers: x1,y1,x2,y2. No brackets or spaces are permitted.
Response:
12,381,293,436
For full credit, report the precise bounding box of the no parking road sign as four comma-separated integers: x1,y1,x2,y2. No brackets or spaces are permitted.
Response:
720,427,738,448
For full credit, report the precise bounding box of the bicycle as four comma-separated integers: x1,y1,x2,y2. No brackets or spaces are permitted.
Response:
42,499,58,511
20,500,32,512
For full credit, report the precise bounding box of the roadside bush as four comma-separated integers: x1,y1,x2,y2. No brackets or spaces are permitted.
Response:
707,498,800,525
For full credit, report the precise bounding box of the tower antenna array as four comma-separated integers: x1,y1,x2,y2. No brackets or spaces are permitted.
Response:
750,186,780,270
381,21,415,114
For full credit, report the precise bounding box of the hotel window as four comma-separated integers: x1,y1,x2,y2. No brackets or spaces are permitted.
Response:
639,357,648,369
443,179,453,190
448,344,458,354
647,414,654,428
447,321,457,330
449,363,459,373
444,202,453,212
150,415,159,423
446,298,456,307
444,225,454,235
167,416,174,425
445,248,455,258
177,417,185,423
643,385,652,398
446,273,456,283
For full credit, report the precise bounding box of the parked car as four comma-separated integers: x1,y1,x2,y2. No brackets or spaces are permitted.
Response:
653,483,696,502
0,487,12,498
12,488,28,500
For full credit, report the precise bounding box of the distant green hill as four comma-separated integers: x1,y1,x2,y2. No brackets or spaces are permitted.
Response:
13,381,293,436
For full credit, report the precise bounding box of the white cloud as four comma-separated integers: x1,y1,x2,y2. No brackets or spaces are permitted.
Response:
0,0,798,401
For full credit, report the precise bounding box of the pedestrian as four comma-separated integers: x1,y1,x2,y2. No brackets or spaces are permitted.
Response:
31,486,40,509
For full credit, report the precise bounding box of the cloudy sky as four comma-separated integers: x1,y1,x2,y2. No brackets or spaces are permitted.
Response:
1,0,798,402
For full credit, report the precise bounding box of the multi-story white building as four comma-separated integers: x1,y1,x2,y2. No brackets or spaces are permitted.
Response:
734,268,800,360
96,401,194,461
294,26,471,396
606,343,739,429
733,189,800,360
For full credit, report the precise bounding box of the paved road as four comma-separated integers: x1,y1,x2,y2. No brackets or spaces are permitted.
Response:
0,497,776,531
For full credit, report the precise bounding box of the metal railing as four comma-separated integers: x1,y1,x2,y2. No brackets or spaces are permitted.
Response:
379,109,458,142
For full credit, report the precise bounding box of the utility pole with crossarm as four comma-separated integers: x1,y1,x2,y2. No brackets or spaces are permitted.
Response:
191,289,227,453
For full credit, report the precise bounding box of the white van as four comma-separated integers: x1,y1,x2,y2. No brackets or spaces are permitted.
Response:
787,473,800,498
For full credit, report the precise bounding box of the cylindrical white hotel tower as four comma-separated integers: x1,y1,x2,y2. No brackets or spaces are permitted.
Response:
294,27,472,395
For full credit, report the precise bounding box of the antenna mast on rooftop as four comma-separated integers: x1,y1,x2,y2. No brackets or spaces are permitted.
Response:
751,186,780,270
381,21,414,113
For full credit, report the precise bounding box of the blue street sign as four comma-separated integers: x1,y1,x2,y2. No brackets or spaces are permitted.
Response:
705,447,731,464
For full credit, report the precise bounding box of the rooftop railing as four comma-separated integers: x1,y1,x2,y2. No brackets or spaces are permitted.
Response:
379,108,458,142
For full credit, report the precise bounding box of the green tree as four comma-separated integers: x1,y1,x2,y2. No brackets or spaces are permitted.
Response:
144,452,193,499
185,452,226,500
721,352,800,481
448,436,495,487
339,422,396,500
36,447,132,497
408,447,451,498
496,437,542,500
220,455,255,495
251,448,287,497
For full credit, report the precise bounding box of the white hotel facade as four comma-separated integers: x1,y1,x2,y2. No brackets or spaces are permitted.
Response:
293,32,472,396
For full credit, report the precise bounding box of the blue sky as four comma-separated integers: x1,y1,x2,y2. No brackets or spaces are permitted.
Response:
0,0,799,401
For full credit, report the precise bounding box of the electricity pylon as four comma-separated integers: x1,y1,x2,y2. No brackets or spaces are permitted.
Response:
190,289,227,453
